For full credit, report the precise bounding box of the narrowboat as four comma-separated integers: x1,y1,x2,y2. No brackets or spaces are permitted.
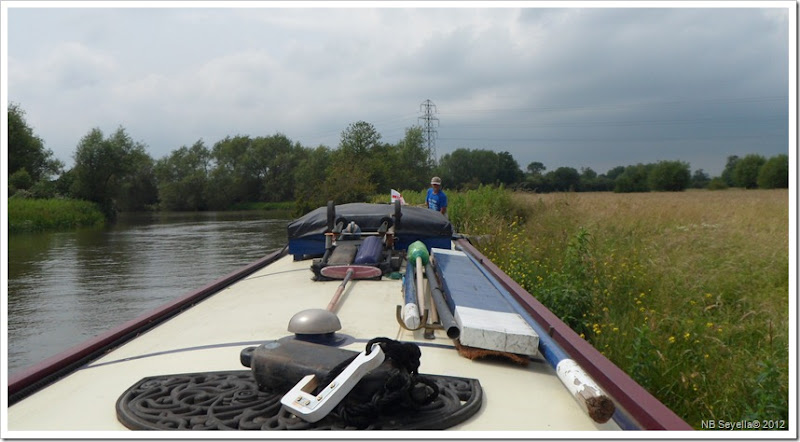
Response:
5,202,691,433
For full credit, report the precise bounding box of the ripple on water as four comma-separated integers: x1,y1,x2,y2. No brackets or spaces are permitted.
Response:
7,213,289,374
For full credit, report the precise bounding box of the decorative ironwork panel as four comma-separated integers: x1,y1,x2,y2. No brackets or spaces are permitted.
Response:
117,370,482,430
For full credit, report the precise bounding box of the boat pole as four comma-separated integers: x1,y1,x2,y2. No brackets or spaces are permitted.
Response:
327,269,354,312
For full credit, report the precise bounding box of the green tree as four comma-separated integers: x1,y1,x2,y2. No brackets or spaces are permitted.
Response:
322,162,376,205
757,154,789,189
155,140,211,211
606,166,626,181
733,154,766,189
438,148,501,189
326,121,383,203
293,145,333,213
118,147,158,211
497,151,524,186
579,167,597,191
391,126,434,191
339,121,382,157
526,161,546,176
592,174,615,192
8,103,63,183
520,167,550,192
70,127,154,217
648,160,691,191
208,135,257,207
614,163,653,193
547,167,581,191
721,155,740,187
248,134,301,202
437,149,475,189
690,169,711,189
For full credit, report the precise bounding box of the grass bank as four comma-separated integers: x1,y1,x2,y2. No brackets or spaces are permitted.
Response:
9,198,106,233
470,189,788,428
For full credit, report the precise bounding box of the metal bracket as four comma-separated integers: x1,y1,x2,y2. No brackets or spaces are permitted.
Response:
395,305,431,331
280,343,385,423
395,306,443,337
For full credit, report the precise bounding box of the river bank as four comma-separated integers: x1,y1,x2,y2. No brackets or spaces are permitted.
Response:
8,198,298,234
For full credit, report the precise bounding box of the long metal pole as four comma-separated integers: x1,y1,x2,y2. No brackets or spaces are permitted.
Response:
424,262,460,339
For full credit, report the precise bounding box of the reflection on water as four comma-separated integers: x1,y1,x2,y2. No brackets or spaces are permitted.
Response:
7,211,290,374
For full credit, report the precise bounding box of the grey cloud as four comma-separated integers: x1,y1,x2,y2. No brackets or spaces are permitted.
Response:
5,5,791,176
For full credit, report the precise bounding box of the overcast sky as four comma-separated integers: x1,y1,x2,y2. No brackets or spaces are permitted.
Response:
3,2,793,177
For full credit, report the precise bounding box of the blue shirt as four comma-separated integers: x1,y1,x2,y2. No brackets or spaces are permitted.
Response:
426,188,448,212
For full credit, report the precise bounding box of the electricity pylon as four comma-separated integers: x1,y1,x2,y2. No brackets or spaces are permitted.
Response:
418,99,439,161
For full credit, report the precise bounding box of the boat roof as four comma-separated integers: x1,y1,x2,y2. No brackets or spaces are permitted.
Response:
6,205,691,433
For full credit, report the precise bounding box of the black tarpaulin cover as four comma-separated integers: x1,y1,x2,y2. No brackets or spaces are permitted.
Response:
287,203,453,240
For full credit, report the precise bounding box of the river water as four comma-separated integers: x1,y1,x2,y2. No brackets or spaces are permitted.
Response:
6,211,291,375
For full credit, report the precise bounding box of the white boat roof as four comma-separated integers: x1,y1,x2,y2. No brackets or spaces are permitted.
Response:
7,244,622,433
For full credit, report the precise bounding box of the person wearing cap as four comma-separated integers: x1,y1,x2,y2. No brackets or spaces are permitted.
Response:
426,176,448,215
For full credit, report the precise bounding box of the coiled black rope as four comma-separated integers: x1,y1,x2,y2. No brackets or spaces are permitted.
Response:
320,337,440,429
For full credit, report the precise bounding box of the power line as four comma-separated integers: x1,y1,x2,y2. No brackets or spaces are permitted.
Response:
442,115,786,130
436,95,788,116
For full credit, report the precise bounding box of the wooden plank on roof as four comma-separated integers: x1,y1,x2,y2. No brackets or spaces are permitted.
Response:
433,248,539,356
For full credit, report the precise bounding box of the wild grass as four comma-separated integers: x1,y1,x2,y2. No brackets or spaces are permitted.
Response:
8,198,106,233
473,189,789,429
373,185,527,234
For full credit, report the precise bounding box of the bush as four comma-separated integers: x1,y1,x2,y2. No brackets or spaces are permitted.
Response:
9,168,33,191
707,177,729,190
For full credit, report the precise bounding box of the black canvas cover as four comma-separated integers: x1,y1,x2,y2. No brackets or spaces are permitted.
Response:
287,203,452,240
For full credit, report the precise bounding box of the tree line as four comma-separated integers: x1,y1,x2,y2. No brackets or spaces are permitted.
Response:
8,103,789,218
